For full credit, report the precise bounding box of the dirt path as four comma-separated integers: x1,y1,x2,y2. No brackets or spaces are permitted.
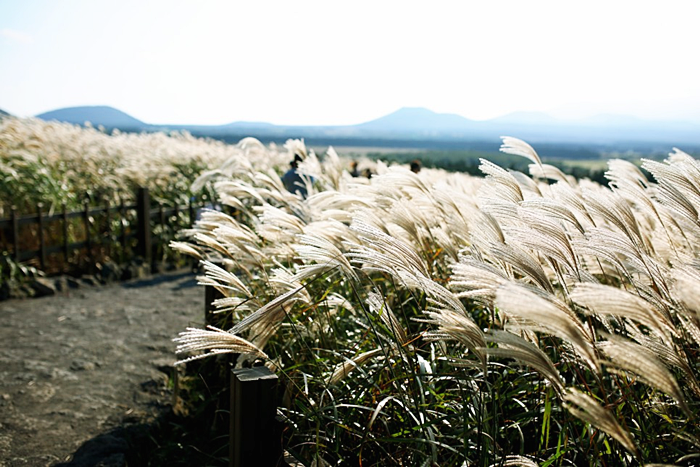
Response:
0,270,203,467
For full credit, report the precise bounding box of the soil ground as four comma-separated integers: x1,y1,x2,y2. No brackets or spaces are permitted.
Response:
0,270,205,467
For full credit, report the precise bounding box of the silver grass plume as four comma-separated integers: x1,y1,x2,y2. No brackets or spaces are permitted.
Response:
174,325,268,365
549,181,597,228
509,170,544,198
469,211,507,255
574,227,670,298
509,207,580,278
214,180,265,206
450,258,509,302
528,163,573,186
489,455,541,467
563,388,638,456
582,187,647,251
520,199,586,235
483,330,564,397
597,334,690,416
488,242,555,294
626,326,700,398
672,267,700,324
302,219,361,248
169,241,203,260
229,285,308,348
348,218,431,279
293,233,359,283
422,306,487,366
479,159,524,204
570,282,676,342
369,166,432,197
197,260,252,298
500,136,543,168
495,283,597,371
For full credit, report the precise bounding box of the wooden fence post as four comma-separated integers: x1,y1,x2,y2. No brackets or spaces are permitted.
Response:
37,203,46,270
119,198,126,262
136,187,152,267
204,284,224,326
62,203,69,264
230,366,283,467
83,201,92,266
11,207,19,261
104,199,111,258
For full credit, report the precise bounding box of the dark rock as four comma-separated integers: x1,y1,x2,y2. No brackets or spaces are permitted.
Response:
80,275,100,287
19,284,35,298
53,275,81,291
121,262,150,281
70,359,96,371
30,277,56,297
53,276,69,292
99,262,122,283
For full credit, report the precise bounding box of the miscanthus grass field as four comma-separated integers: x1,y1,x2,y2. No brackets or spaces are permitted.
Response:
4,117,700,466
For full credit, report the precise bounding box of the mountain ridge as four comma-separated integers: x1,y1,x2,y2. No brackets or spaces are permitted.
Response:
36,105,146,129
30,105,700,147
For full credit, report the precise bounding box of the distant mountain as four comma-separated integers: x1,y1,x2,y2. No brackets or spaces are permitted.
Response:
36,106,147,129
32,105,700,150
0,108,10,117
358,107,474,132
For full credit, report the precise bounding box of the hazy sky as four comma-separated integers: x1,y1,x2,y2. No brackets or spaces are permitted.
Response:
1,1,699,125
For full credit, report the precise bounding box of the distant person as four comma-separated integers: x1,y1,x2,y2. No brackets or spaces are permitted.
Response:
282,154,309,198
362,168,374,179
350,160,360,177
410,160,421,174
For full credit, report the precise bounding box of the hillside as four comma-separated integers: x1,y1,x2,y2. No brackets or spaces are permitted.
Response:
36,106,147,129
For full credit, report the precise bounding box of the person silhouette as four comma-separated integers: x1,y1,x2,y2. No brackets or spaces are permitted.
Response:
282,154,308,197
410,160,421,173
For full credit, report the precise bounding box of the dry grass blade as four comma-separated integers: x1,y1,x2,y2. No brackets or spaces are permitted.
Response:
367,291,409,346
368,396,396,430
564,388,638,456
329,348,384,384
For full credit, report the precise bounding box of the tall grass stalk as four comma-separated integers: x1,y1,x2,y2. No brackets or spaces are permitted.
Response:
169,136,700,465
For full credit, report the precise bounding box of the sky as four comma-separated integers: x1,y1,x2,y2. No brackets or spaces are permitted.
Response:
1,0,700,126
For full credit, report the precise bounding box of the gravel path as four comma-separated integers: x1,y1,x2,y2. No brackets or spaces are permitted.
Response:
0,271,203,467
